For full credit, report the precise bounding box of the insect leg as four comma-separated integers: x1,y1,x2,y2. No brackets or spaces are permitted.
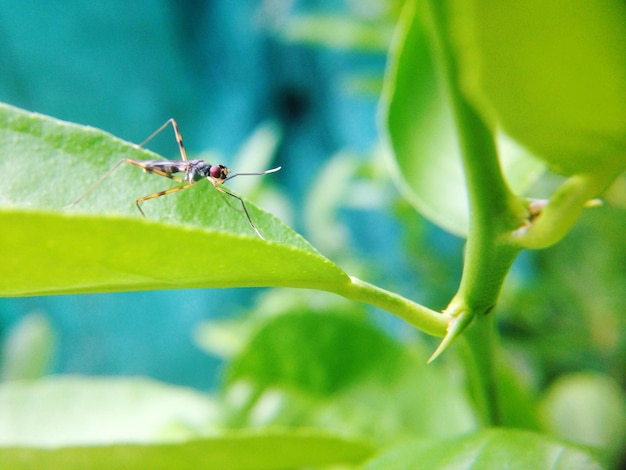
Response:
68,159,186,208
137,118,189,161
214,185,264,239
68,159,129,207
135,182,196,217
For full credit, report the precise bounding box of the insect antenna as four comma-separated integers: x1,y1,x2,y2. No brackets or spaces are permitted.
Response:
223,166,282,182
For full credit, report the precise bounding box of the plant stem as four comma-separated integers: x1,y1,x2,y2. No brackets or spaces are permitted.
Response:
512,169,622,249
424,0,525,316
334,276,450,337
460,311,501,426
424,0,526,424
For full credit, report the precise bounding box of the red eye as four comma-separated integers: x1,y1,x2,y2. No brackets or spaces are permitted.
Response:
209,165,223,179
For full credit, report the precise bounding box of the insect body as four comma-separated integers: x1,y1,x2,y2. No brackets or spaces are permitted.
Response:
70,119,281,239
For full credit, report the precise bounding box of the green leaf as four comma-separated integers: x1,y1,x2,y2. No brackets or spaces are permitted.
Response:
380,0,544,237
0,103,449,338
0,377,375,468
0,102,349,296
363,429,605,470
448,0,626,176
0,210,349,296
221,310,476,442
225,310,406,396
0,430,374,470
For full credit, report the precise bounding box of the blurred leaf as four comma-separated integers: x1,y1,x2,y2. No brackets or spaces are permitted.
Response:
194,289,367,360
1,313,56,381
363,429,604,470
500,205,626,377
0,377,219,446
341,74,384,97
0,429,374,470
301,360,477,443
448,0,626,176
226,310,405,396
494,357,540,431
221,310,476,442
380,0,545,236
193,317,249,360
229,121,282,196
604,173,626,208
0,103,349,296
280,15,393,52
539,373,626,460
304,152,383,255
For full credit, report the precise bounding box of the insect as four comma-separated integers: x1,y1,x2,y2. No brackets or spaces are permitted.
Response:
70,119,281,239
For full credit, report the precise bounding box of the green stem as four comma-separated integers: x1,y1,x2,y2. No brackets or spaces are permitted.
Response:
460,311,501,426
512,170,622,249
424,0,527,424
334,276,450,337
424,0,525,316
